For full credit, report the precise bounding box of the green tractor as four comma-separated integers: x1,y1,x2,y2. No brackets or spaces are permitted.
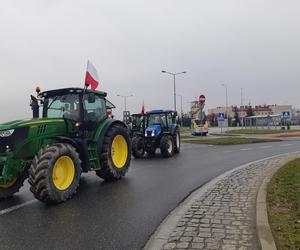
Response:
0,87,131,203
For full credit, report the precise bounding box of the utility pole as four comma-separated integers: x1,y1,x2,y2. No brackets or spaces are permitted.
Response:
161,70,187,111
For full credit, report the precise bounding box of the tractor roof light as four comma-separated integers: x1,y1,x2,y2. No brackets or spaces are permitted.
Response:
36,86,41,94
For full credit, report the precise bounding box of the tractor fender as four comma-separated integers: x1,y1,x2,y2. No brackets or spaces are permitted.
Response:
96,119,129,150
53,136,90,172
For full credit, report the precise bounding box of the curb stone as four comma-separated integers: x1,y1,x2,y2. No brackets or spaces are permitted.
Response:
256,169,278,249
144,152,300,250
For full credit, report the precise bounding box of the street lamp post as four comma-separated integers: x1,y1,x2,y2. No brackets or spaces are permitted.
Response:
161,70,186,111
117,94,133,120
177,94,183,126
221,84,228,118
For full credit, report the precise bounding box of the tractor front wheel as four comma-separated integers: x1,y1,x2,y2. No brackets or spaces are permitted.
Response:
28,143,82,204
96,125,131,182
0,172,27,199
132,135,145,158
160,135,174,158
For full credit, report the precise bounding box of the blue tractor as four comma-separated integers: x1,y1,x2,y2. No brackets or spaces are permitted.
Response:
131,110,181,158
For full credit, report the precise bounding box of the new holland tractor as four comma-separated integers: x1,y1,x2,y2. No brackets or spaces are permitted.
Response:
131,110,180,158
0,87,131,203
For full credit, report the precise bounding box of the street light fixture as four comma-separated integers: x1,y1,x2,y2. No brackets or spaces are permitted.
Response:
161,70,187,111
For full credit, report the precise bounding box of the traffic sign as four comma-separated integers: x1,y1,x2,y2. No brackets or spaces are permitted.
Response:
199,95,206,104
218,112,225,121
282,111,290,119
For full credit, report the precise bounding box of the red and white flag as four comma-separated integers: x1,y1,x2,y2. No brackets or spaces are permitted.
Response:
141,101,145,115
85,60,99,90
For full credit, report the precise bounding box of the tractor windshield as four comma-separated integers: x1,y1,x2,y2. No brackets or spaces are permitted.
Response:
43,94,80,120
147,113,167,127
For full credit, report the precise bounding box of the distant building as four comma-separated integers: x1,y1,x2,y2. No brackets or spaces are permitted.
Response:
208,104,293,120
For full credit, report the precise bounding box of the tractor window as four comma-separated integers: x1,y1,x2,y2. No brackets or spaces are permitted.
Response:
147,113,167,127
44,94,80,120
83,94,106,123
167,113,173,127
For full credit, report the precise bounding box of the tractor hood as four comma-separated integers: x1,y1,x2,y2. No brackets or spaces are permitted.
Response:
145,124,161,136
0,118,65,131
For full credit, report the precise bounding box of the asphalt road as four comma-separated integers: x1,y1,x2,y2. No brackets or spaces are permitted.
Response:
1,138,300,250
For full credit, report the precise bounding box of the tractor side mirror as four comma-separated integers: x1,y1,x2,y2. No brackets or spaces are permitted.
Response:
88,93,96,103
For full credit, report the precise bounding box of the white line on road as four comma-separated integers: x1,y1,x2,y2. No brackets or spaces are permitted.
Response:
280,144,293,147
0,200,37,216
240,148,252,151
260,146,272,149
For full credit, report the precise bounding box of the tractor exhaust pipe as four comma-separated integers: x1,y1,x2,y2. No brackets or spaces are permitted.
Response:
30,95,39,118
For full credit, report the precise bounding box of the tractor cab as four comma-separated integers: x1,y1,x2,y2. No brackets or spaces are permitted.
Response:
31,87,115,132
129,113,145,137
145,110,177,137
131,110,181,158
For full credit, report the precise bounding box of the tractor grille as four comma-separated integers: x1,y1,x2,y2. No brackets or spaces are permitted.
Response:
0,127,29,153
147,131,152,137
37,125,47,135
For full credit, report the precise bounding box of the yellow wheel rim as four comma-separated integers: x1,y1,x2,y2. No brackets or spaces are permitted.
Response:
0,179,17,188
52,156,75,190
111,135,128,169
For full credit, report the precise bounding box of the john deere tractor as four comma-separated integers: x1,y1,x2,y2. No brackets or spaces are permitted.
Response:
131,110,180,158
0,87,131,203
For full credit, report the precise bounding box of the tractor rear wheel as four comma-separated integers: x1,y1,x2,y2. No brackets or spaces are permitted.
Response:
132,135,145,158
174,130,181,154
96,125,131,182
160,135,174,158
0,172,27,199
28,143,82,204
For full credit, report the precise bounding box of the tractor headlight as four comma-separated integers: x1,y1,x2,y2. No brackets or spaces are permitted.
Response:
0,129,15,137
145,131,147,137
151,130,155,137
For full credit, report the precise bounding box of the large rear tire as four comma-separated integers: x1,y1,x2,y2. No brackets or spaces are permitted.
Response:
132,135,145,158
160,135,174,158
28,143,82,204
96,125,131,182
0,172,27,199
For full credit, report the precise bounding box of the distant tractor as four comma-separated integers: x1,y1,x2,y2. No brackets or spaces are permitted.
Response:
0,87,131,203
131,110,180,158
129,113,144,138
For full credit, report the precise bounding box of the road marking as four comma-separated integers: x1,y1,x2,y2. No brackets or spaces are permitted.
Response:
0,200,37,216
223,150,233,153
280,144,293,147
260,146,272,149
240,148,252,151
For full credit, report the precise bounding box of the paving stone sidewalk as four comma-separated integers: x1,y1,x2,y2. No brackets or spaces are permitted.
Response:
161,154,300,250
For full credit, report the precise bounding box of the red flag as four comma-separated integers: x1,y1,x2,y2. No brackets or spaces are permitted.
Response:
141,101,145,115
85,60,99,90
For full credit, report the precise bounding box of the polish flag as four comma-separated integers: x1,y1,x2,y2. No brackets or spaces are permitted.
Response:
141,101,145,115
85,60,99,90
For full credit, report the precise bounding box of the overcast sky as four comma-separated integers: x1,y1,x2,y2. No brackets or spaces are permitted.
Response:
0,0,299,122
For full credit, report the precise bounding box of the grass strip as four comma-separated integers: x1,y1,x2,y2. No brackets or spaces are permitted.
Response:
226,129,300,135
267,158,300,250
183,137,278,145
